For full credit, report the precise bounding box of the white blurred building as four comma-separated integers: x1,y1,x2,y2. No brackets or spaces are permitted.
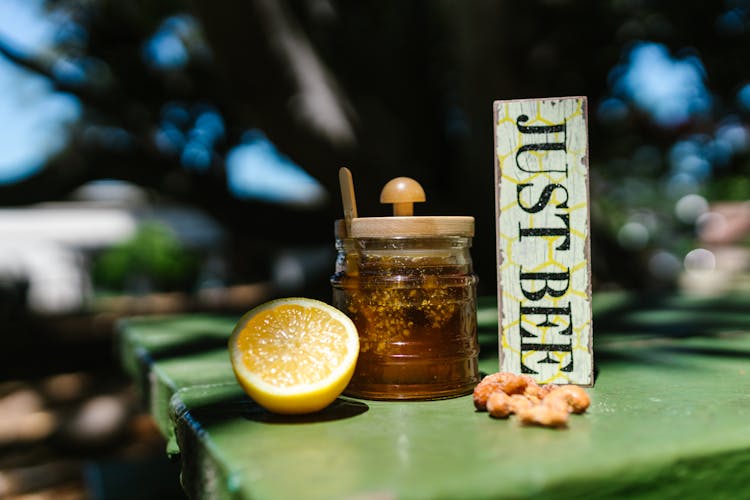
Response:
0,180,224,314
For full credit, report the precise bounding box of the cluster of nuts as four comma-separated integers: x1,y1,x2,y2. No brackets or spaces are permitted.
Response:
473,372,590,428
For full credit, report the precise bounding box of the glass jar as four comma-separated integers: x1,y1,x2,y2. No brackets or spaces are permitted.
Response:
331,231,480,400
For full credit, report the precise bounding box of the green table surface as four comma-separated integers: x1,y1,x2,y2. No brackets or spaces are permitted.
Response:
118,293,750,499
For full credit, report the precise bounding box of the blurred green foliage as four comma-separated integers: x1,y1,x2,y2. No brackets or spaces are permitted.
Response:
92,222,198,292
706,176,750,202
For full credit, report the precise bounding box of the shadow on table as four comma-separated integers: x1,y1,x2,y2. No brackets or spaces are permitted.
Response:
174,385,369,428
244,397,370,424
476,292,750,379
146,334,229,362
594,292,750,337
592,292,750,376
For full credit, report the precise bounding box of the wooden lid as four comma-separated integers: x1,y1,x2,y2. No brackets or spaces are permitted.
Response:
335,175,474,238
346,216,474,238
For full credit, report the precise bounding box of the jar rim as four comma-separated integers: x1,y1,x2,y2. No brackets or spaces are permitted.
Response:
335,216,474,239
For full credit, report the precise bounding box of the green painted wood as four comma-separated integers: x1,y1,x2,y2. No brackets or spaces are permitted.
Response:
120,294,750,499
118,314,238,390
117,314,239,454
151,350,235,455
170,331,750,500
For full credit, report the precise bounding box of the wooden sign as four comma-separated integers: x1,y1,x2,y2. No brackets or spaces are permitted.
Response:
493,97,593,386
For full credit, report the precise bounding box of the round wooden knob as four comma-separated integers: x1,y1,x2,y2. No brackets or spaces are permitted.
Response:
380,177,426,216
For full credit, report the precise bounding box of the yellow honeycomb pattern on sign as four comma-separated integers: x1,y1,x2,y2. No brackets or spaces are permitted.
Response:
494,97,592,385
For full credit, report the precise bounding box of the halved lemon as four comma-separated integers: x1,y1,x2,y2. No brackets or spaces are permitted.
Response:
228,297,359,414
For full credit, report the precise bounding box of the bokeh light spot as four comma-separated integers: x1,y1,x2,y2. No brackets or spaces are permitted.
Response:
684,248,716,272
610,42,711,128
675,194,709,224
225,130,326,206
618,221,650,250
649,250,681,281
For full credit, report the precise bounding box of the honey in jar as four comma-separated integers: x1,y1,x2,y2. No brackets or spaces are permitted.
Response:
331,176,480,400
